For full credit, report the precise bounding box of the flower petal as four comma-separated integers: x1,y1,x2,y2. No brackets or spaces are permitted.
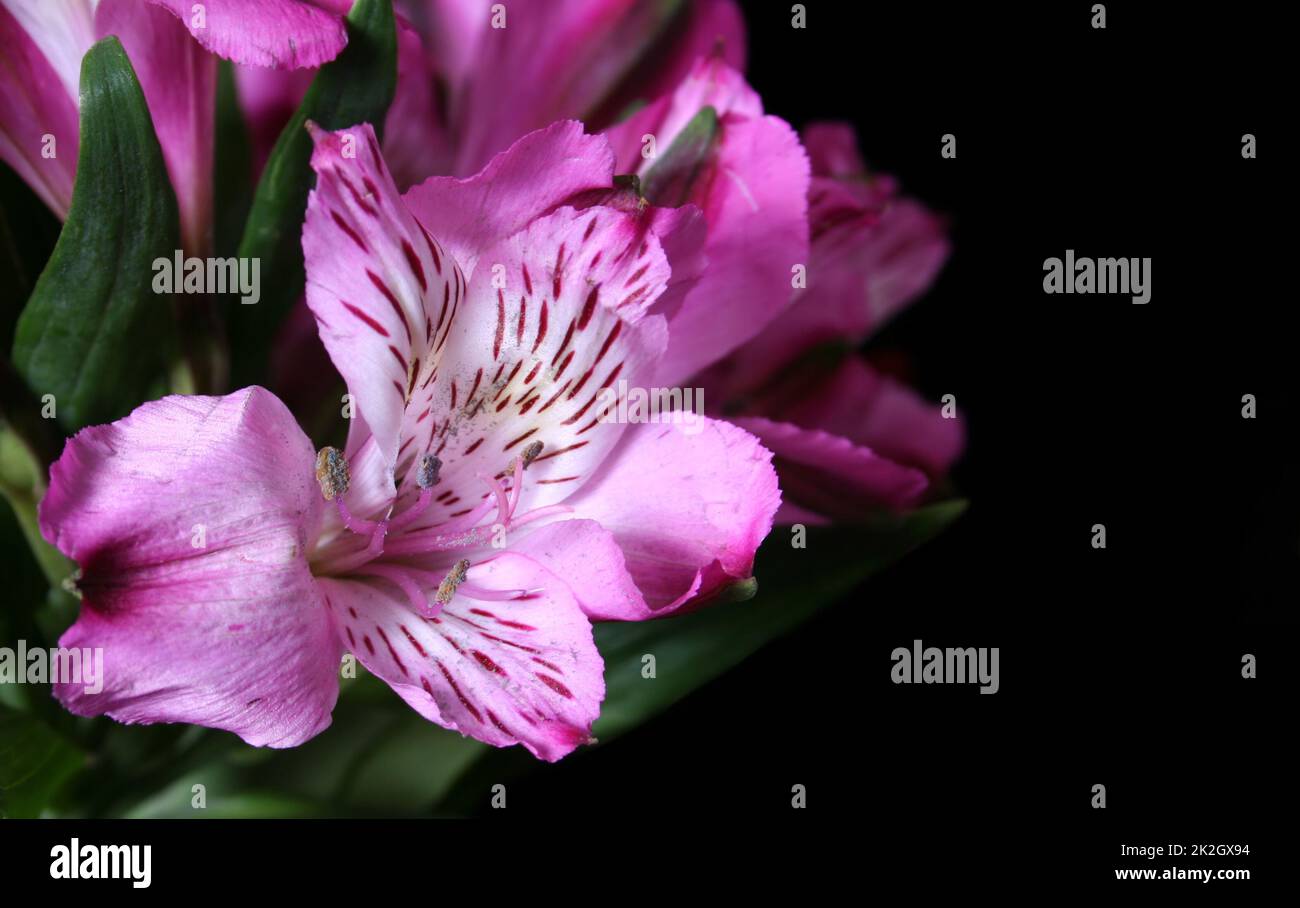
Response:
507,519,651,621
0,0,84,217
411,205,670,522
0,0,97,101
41,388,340,748
320,552,603,761
146,0,348,69
731,415,929,519
604,57,810,386
444,0,693,175
96,0,216,254
561,416,780,612
303,121,466,482
795,357,965,478
402,120,616,276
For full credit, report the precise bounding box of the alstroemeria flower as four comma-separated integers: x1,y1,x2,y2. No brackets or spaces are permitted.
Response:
405,0,746,177
695,122,964,522
600,52,810,386
237,0,745,188
41,119,779,760
0,0,348,250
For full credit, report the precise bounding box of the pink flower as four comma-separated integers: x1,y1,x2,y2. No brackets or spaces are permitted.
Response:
695,122,964,522
41,120,779,760
0,0,349,251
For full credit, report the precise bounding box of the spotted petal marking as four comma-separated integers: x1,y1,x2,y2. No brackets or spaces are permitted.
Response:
392,205,670,528
319,552,603,762
304,122,466,489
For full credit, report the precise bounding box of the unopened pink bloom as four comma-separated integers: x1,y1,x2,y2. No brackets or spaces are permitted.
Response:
0,0,347,251
42,120,779,759
696,122,963,521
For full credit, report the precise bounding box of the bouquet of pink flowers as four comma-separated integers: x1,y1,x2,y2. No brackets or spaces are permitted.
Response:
0,0,962,814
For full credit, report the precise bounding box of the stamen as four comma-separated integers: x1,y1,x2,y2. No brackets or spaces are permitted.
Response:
315,446,350,500
355,563,437,617
337,498,386,535
436,559,471,607
479,472,512,526
416,454,442,489
388,455,442,532
520,440,544,468
315,521,388,574
380,504,573,556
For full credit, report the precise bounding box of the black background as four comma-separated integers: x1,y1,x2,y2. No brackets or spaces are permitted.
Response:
497,0,1298,878
3,0,1295,892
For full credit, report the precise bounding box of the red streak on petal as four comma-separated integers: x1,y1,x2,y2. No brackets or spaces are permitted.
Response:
330,210,368,252
366,270,412,344
377,626,408,677
494,289,505,359
438,661,483,722
533,440,589,462
343,301,389,337
537,674,573,699
400,624,428,657
502,427,538,451
402,239,427,292
472,650,507,676
577,284,601,330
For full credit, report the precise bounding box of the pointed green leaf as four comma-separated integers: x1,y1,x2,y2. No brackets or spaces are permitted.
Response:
231,0,397,386
11,37,179,432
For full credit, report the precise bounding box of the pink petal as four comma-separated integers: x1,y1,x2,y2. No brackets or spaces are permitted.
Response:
303,121,465,482
96,0,216,254
444,0,693,175
0,0,97,102
507,519,652,621
604,58,811,386
796,357,966,478
604,53,763,171
41,388,340,748
381,14,450,190
234,63,314,174
0,1,83,217
319,552,603,761
614,0,747,106
412,205,670,518
705,137,949,396
801,121,867,178
731,416,929,519
562,417,780,612
402,120,617,275
146,0,348,69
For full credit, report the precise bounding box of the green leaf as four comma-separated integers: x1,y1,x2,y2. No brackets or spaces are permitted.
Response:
0,705,85,818
639,106,720,207
213,60,254,260
231,0,397,386
11,37,179,432
591,500,969,740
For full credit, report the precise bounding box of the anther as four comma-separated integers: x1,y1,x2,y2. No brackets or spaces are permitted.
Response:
315,446,350,500
436,558,471,606
520,441,544,469
416,454,442,489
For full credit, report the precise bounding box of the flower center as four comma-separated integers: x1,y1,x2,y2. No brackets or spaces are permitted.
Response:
307,442,560,615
